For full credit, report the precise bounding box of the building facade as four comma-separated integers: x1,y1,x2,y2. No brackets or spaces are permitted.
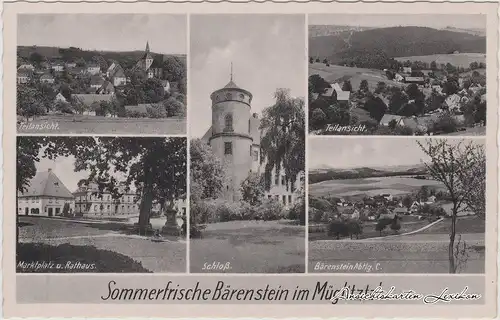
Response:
17,169,75,217
201,76,303,207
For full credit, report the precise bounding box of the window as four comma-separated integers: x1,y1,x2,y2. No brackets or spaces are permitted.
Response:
240,94,245,100
281,176,286,186
224,142,232,155
226,93,232,100
55,208,60,215
249,146,252,156
274,174,279,186
253,150,258,161
94,205,98,211
107,205,110,210
275,195,279,201
282,195,287,205
248,119,251,133
288,195,292,204
224,113,233,132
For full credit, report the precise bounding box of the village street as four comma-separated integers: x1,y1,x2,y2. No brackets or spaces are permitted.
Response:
18,216,186,273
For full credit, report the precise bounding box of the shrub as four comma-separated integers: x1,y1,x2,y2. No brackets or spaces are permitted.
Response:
347,220,363,239
390,219,401,233
257,199,284,221
432,112,459,133
327,220,349,239
288,200,306,225
146,104,167,118
309,207,323,224
163,97,186,117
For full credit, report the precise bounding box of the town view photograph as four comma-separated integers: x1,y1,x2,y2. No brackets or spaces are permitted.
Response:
17,14,187,134
189,14,306,273
16,136,187,273
308,14,487,136
308,137,485,273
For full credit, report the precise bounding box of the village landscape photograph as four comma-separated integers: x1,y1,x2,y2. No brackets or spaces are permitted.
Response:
16,14,187,134
189,14,306,273
308,137,486,274
16,136,187,273
308,14,487,136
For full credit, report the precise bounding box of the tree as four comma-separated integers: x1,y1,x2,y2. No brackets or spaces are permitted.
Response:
163,56,186,82
240,173,265,206
430,61,437,70
190,139,226,202
418,139,486,273
347,220,363,239
390,217,401,234
374,81,387,94
29,52,45,66
359,80,369,94
342,80,352,92
309,74,330,94
418,185,429,202
388,87,409,114
260,89,305,192
17,85,46,120
328,220,349,240
402,195,413,209
163,97,186,117
375,219,388,236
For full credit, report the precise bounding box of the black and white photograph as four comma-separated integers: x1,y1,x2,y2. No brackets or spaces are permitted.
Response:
17,14,187,135
308,137,485,273
189,14,306,273
308,14,487,136
16,136,187,273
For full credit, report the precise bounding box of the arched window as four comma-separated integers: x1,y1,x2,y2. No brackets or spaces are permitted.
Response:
224,113,233,132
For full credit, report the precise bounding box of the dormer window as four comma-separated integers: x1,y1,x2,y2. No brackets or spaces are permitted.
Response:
224,113,233,132
226,93,232,100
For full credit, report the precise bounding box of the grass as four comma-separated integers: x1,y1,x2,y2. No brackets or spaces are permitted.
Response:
17,242,152,273
395,53,486,68
420,216,485,234
309,63,404,91
17,115,186,135
190,220,305,273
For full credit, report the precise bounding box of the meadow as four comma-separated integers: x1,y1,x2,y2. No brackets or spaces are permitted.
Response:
395,53,486,68
309,176,446,198
17,115,187,135
309,63,403,91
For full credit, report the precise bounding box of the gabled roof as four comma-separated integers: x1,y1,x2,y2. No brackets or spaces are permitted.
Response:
224,80,241,89
90,75,105,86
19,170,74,199
73,94,114,106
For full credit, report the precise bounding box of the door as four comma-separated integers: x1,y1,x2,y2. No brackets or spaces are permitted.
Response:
48,207,53,217
25,208,29,215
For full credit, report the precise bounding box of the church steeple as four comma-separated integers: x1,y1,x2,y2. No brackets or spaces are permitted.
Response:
145,41,150,53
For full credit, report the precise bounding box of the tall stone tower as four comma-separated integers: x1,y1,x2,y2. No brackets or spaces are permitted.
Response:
144,41,153,70
208,69,260,201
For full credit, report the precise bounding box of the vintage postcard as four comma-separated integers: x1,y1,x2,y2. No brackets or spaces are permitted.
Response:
2,1,499,319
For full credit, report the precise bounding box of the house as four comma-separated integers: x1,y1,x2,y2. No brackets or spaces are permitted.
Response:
107,62,127,86
69,67,85,76
161,80,171,93
393,207,408,215
65,62,77,69
378,211,396,220
86,63,101,75
380,114,404,127
90,75,105,91
17,169,75,217
134,41,164,79
394,73,404,82
17,69,33,84
124,104,149,117
404,77,425,84
431,85,443,93
72,94,115,116
336,198,347,206
96,81,115,95
54,93,67,103
18,63,35,71
51,63,64,72
381,194,393,201
410,201,421,212
403,67,412,74
445,94,461,111
336,90,351,101
40,73,55,84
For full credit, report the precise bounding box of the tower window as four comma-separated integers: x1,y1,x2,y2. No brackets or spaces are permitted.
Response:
224,113,233,132
249,146,252,156
224,142,232,155
248,119,251,133
253,150,258,161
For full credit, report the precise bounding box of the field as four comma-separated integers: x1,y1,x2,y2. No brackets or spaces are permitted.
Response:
309,63,403,91
395,53,486,68
190,220,305,273
17,115,187,135
309,176,445,199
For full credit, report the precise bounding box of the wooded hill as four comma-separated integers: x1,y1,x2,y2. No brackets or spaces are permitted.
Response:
309,26,486,65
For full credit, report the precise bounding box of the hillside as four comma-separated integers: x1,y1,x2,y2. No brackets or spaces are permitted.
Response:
309,25,374,38
17,45,186,66
395,53,486,69
309,26,486,64
309,164,428,184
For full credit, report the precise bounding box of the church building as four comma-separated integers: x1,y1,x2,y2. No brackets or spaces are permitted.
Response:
135,41,164,79
201,71,302,207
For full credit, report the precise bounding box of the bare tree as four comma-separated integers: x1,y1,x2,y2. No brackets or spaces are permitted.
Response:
417,139,485,273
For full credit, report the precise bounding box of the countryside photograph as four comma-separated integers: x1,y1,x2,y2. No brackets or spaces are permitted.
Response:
308,137,485,273
308,14,487,136
17,14,187,134
17,136,187,273
189,14,306,273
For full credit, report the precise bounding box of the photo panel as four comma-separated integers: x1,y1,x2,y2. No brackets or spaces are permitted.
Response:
308,137,486,274
16,14,187,135
16,136,187,273
308,14,487,136
189,14,307,273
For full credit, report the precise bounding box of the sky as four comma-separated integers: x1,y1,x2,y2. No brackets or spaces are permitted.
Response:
189,14,306,138
309,14,486,30
35,155,89,193
17,14,187,54
308,138,485,170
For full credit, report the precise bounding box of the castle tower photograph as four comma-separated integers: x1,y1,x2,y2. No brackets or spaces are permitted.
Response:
189,14,306,273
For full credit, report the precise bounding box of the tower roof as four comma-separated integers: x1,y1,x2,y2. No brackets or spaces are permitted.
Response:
145,41,150,53
223,80,241,89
